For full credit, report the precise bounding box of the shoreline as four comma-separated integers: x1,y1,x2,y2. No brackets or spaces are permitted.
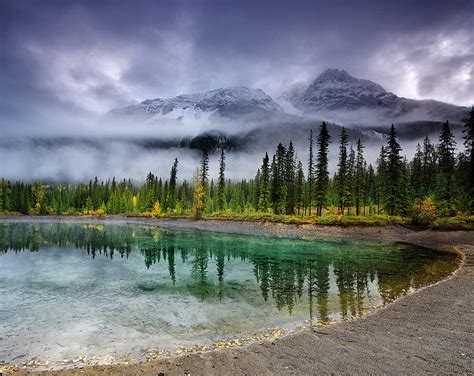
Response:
1,216,473,375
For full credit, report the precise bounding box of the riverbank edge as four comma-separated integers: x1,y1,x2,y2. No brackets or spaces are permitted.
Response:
1,212,473,231
1,216,473,375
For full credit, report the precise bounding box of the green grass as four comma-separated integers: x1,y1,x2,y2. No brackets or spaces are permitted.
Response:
431,215,474,231
204,212,408,226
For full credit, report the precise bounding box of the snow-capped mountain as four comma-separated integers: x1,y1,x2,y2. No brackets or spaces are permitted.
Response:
278,68,468,124
108,87,282,123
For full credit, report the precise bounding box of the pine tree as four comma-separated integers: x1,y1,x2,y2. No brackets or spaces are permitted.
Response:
366,164,376,214
421,136,437,196
216,149,226,212
271,143,287,214
436,121,457,215
410,143,424,199
285,141,296,215
254,169,261,209
384,125,408,216
200,149,210,186
346,146,355,215
354,139,365,216
376,146,387,214
307,129,315,215
463,106,474,210
168,158,179,211
315,122,331,216
296,161,305,215
258,153,271,212
336,127,349,214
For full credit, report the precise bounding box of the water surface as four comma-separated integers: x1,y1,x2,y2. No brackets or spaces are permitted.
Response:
0,221,459,366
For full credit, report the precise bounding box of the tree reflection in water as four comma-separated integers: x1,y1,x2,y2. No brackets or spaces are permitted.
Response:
0,222,459,323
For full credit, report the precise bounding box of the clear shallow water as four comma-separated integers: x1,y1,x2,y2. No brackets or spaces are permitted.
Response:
0,221,460,366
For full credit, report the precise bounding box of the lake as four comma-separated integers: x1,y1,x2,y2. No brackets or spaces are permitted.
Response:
0,221,460,367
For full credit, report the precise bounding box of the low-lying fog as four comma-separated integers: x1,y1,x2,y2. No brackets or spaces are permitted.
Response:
0,115,463,183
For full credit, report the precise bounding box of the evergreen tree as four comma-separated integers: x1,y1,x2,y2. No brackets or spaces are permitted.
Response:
200,149,210,187
216,149,226,211
376,146,387,214
410,143,424,199
421,136,437,196
285,141,296,215
168,158,179,211
463,106,474,210
272,143,287,214
315,122,331,216
345,146,355,215
258,153,271,212
253,169,261,209
436,121,457,215
296,161,305,215
365,164,376,214
307,129,315,215
354,139,365,216
384,125,409,215
336,127,349,214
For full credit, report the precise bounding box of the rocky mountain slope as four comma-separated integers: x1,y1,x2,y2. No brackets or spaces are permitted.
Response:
106,69,469,150
108,87,282,123
278,69,468,124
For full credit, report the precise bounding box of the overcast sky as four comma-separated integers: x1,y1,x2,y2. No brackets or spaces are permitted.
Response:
1,0,473,130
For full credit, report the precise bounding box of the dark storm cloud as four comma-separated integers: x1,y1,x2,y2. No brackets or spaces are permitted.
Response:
1,0,473,131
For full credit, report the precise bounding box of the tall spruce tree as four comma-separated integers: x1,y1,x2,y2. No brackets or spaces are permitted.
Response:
216,149,226,211
436,121,457,215
346,146,355,215
272,143,287,214
354,139,365,216
200,149,210,187
315,122,331,216
421,136,437,196
411,143,424,199
285,141,296,215
376,146,387,213
168,158,179,210
336,127,349,214
463,106,474,210
296,161,305,215
307,129,315,215
384,125,408,215
258,152,271,212
366,164,376,214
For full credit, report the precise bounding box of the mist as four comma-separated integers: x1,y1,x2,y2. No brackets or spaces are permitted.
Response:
0,112,461,183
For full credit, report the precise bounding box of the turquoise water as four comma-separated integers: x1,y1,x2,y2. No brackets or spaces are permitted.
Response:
0,222,459,366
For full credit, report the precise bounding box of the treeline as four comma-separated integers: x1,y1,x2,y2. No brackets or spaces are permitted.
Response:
1,107,473,222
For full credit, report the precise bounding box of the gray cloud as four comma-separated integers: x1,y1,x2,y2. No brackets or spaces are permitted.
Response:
1,0,473,133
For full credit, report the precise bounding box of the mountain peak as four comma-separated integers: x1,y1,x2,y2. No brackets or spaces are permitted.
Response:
314,68,355,83
280,69,467,123
308,68,387,94
108,86,281,122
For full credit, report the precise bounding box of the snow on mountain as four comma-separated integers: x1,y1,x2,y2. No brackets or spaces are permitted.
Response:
108,87,282,123
107,69,469,141
282,68,468,124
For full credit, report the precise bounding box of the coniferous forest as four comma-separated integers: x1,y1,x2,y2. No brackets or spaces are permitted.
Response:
1,108,473,228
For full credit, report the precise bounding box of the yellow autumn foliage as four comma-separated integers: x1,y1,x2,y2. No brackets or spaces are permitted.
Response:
151,201,161,217
413,196,437,225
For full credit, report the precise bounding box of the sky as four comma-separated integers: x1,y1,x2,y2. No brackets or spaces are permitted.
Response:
1,0,473,131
